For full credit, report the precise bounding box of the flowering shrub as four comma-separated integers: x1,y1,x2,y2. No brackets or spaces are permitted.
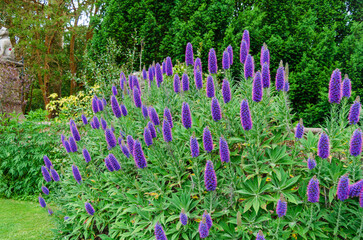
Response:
39,34,362,239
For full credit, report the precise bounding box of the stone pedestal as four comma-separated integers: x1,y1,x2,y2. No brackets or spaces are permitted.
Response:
0,60,25,119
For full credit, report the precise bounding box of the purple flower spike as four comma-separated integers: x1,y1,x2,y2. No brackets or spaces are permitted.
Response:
203,127,213,153
148,66,154,82
256,230,265,240
162,61,166,74
211,97,222,122
121,104,128,116
261,43,270,67
105,157,114,172
133,140,147,169
337,174,350,201
295,119,304,139
227,45,233,65
307,175,320,203
109,153,121,171
118,140,130,158
111,95,122,118
41,186,49,195
142,68,147,80
85,202,95,215
112,85,118,96
181,102,192,129
128,75,133,90
318,132,330,159
262,62,270,88
164,108,173,128
41,166,52,182
120,72,125,90
350,129,362,156
101,117,107,131
360,188,363,208
97,99,104,111
242,29,250,50
83,148,91,163
349,180,363,197
93,116,100,129
105,128,117,149
252,71,263,102
149,106,160,126
329,69,342,104
240,99,253,131
155,63,163,87
64,141,71,153
39,196,46,208
275,61,285,92
50,167,60,182
219,137,230,163
203,210,213,230
162,119,172,142
284,81,290,92
72,164,82,184
166,57,173,76
206,75,215,98
185,42,194,66
190,134,200,158
174,74,180,93
133,88,142,108
205,160,217,191
69,136,78,152
342,74,351,98
349,98,361,124
148,121,157,138
142,105,148,119
81,114,88,125
194,57,202,72
180,208,188,226
144,127,153,147
222,50,230,70
133,75,141,92
240,40,248,64
276,194,287,217
43,155,52,170
199,217,209,239
182,73,189,91
222,79,231,103
208,48,217,74
244,54,254,79
92,96,99,113
194,70,203,90
307,155,316,170
155,222,168,240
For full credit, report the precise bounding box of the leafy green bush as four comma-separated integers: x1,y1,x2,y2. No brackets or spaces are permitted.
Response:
0,113,66,200
39,54,362,239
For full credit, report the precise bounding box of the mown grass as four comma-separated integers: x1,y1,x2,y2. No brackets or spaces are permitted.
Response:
0,199,53,240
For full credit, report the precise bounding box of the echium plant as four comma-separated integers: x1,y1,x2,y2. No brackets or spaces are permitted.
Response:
39,30,362,240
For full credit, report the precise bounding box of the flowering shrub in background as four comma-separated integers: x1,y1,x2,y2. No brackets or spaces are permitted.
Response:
38,32,362,239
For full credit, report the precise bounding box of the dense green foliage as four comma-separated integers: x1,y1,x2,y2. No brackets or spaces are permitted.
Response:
0,111,66,199
38,57,363,239
0,199,53,239
90,0,362,126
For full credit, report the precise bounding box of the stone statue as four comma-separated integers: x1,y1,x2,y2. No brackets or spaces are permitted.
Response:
0,27,15,61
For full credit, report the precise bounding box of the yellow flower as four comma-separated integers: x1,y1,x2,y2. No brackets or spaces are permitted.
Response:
266,177,272,182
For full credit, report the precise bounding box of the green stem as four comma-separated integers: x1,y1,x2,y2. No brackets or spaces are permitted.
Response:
358,209,363,240
307,204,314,230
334,201,342,237
275,217,281,239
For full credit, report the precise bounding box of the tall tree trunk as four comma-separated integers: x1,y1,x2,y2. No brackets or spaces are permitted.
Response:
69,16,78,95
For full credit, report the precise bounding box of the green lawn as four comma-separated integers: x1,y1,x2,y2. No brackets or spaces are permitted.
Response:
0,199,53,240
